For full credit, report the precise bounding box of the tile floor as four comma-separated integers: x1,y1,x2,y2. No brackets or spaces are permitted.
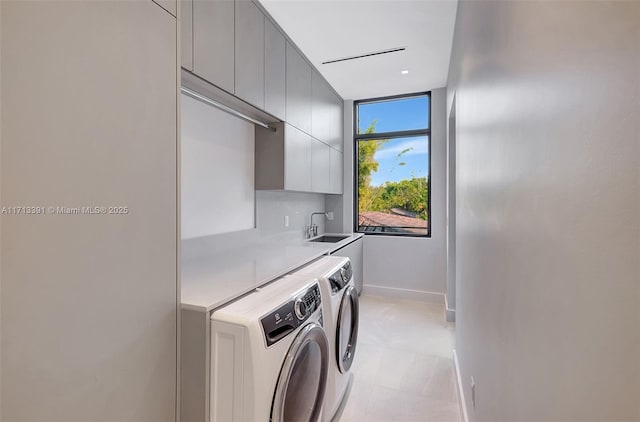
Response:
340,295,461,422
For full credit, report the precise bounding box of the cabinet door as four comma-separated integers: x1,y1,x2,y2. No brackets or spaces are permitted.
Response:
311,139,331,193
328,92,344,151
311,71,331,143
181,0,193,70
330,147,343,194
193,0,234,92
264,18,286,120
235,0,264,108
1,1,177,420
284,124,312,191
286,42,312,134
312,71,343,151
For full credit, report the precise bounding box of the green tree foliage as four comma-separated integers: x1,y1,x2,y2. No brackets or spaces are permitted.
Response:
357,122,429,221
370,178,428,220
357,121,385,190
357,121,386,214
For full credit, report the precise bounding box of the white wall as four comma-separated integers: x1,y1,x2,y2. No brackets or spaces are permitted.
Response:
446,94,456,317
340,88,448,301
447,1,640,420
180,100,327,255
181,94,255,239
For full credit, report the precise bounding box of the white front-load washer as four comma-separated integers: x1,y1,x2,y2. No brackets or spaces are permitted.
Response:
210,275,329,422
289,256,359,422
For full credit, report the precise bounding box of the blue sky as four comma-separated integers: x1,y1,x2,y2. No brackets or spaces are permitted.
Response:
357,96,430,186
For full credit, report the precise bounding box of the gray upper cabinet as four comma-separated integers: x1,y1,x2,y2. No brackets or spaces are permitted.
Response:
186,2,344,194
286,42,312,134
330,147,343,194
312,70,343,151
181,0,193,70
264,18,286,120
329,92,344,152
255,123,313,192
255,122,339,194
285,124,313,191
235,0,264,108
187,1,342,149
311,72,331,143
311,139,331,193
193,0,234,93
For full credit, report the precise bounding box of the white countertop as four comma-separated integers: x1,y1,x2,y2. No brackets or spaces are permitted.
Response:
181,233,363,312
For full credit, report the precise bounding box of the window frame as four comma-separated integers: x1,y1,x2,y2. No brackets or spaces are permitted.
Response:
353,91,432,238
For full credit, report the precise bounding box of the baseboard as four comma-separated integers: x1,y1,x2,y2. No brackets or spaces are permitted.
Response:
453,349,469,422
362,284,444,304
444,295,456,322
446,308,456,322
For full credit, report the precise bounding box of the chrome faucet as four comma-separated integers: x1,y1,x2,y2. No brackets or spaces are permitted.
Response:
306,212,328,239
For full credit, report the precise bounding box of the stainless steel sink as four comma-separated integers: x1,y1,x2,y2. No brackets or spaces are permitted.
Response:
309,235,349,243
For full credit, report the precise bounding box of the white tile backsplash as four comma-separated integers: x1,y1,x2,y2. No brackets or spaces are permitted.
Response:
182,191,328,260
256,190,326,237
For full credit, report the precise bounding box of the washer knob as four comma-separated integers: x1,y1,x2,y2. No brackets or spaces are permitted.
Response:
340,267,348,281
294,298,308,320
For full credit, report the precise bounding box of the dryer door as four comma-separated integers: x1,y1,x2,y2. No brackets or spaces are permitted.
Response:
271,322,329,422
336,285,360,373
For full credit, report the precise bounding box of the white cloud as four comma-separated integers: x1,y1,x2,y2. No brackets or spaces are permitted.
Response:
373,138,428,160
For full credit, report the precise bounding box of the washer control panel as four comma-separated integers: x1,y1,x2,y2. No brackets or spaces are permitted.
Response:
328,260,353,293
260,283,322,347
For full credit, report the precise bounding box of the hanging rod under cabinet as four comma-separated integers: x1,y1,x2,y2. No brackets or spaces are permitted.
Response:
180,86,275,131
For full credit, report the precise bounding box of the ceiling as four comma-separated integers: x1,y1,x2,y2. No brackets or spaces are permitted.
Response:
259,0,458,100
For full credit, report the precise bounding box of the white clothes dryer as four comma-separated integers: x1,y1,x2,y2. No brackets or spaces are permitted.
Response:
210,275,329,422
289,256,359,422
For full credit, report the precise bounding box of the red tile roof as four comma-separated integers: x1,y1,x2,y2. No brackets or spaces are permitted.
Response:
358,211,428,235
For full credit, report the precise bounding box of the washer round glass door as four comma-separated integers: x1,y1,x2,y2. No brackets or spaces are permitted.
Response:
271,322,329,422
336,284,360,373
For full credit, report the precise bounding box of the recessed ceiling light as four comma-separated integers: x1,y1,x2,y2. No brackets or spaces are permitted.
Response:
401,70,409,75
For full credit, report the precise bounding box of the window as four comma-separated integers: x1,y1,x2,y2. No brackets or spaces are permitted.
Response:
354,92,431,237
